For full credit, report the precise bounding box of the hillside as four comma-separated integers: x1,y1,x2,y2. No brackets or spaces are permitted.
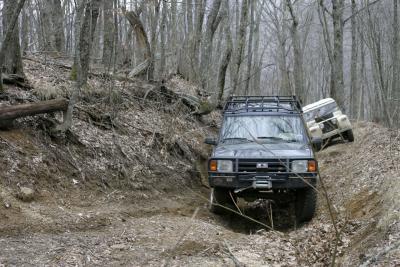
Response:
0,58,399,266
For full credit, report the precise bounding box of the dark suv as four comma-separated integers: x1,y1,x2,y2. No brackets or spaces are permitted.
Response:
205,96,320,223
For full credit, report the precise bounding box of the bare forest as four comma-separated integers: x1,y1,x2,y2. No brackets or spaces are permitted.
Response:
0,0,399,266
0,0,398,124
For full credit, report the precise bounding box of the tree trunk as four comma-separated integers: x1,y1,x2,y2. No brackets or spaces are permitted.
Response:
231,0,249,95
78,0,101,86
58,0,85,133
200,0,223,90
170,0,178,72
331,0,345,110
287,0,304,102
366,6,391,126
318,0,333,97
252,0,264,95
149,1,160,80
21,6,29,55
350,0,358,118
159,0,168,78
52,0,66,53
37,0,54,51
123,7,152,80
392,0,399,126
217,1,232,106
0,0,26,92
186,0,194,37
189,0,206,82
244,0,255,95
102,0,114,68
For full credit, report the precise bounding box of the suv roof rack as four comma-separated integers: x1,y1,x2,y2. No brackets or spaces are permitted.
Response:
223,96,302,114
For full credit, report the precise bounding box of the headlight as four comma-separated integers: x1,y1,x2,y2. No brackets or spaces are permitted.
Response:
331,118,338,124
292,160,308,172
217,160,233,172
292,160,317,172
319,123,325,129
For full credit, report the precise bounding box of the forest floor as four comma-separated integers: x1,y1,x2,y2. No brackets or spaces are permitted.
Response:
0,57,399,266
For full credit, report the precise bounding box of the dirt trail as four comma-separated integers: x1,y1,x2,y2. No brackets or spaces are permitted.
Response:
0,123,397,266
0,59,399,266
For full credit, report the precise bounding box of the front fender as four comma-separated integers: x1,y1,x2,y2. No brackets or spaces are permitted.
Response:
337,115,351,129
308,126,322,138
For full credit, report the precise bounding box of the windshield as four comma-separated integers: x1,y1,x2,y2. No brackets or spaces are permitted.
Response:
220,115,307,144
303,102,338,122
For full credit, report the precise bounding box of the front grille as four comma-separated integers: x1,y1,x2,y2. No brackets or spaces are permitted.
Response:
315,113,334,122
322,120,338,133
238,159,288,173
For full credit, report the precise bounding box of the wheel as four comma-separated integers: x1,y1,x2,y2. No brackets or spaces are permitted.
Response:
313,141,322,151
295,188,317,223
343,129,354,142
209,188,237,214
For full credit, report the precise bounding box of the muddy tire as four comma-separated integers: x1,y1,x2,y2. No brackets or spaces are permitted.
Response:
209,188,237,214
313,141,322,151
343,129,354,142
295,188,317,223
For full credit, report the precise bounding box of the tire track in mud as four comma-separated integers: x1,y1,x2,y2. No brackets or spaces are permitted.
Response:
0,190,313,266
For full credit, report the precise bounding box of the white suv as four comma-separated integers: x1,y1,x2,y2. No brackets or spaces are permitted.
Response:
303,98,354,148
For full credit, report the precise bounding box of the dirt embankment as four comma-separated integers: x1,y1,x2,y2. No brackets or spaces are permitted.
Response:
0,57,399,266
318,122,400,266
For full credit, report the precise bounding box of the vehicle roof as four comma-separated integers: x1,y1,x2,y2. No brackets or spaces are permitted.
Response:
302,98,336,112
224,96,302,115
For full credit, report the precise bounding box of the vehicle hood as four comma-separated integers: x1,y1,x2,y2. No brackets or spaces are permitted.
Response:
213,142,313,159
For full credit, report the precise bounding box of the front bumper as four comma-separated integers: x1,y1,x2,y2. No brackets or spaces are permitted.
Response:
208,172,317,190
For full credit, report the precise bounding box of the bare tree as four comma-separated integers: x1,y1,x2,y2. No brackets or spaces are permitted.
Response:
350,0,358,117
217,0,232,105
244,0,255,95
0,0,26,92
231,0,249,95
286,0,304,102
200,0,223,90
123,4,152,80
102,0,114,68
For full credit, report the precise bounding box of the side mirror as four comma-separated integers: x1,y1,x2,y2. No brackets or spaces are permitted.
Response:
204,137,217,146
311,137,323,151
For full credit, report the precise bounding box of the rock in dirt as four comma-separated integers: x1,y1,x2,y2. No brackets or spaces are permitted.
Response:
16,187,35,202
110,244,128,251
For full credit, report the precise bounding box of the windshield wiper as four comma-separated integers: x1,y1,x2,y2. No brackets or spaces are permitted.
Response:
257,136,284,141
285,139,301,143
257,136,301,143
222,137,253,143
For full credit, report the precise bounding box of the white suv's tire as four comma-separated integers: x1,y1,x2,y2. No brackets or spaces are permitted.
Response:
343,129,355,142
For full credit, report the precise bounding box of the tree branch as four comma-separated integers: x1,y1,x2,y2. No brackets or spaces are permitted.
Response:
343,0,383,24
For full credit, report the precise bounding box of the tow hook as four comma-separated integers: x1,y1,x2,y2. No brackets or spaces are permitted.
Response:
234,186,252,194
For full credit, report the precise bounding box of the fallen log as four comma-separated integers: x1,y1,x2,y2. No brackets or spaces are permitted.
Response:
128,59,150,78
0,98,68,126
2,73,31,89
